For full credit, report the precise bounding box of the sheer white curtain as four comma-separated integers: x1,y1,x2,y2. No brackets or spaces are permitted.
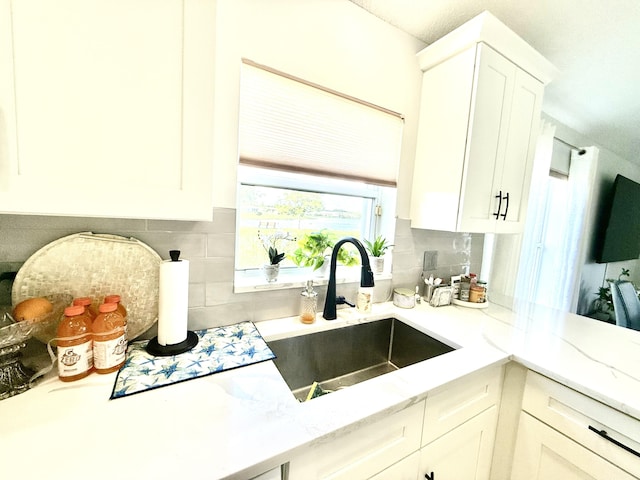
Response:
514,120,555,305
514,121,597,312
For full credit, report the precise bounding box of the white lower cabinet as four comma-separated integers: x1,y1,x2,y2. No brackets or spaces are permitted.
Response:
511,371,640,480
512,413,635,479
287,366,503,480
418,406,498,480
369,451,421,480
287,401,424,480
286,367,639,480
250,466,282,480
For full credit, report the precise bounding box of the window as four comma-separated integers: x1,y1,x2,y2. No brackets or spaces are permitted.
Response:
235,60,402,291
234,166,396,290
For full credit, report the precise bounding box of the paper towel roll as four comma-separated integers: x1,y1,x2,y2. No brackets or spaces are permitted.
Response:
157,256,189,346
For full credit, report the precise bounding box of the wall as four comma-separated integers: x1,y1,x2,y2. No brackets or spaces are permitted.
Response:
210,0,425,218
547,115,640,314
393,219,485,291
0,211,484,338
578,151,640,314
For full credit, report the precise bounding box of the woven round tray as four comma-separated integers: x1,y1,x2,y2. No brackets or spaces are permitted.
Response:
12,232,161,342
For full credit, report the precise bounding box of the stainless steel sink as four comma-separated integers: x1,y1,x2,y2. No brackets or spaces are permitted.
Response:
267,317,456,401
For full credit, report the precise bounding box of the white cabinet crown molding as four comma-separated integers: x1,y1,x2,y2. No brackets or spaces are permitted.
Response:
417,10,558,85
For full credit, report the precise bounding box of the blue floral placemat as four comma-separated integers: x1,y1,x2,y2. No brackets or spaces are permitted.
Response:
110,321,275,399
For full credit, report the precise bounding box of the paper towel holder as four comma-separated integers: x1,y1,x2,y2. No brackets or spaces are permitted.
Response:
145,249,199,357
146,331,198,357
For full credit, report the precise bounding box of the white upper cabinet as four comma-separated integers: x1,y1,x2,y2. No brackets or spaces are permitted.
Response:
0,0,215,220
410,11,555,233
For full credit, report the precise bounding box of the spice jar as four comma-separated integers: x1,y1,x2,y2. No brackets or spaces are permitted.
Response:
469,281,487,303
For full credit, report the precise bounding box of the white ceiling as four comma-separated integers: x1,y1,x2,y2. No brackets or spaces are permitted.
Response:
350,0,640,164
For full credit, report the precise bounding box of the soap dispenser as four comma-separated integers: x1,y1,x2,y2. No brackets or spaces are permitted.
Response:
300,280,318,324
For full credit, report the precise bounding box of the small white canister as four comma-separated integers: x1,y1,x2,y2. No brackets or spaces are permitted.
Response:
393,288,416,309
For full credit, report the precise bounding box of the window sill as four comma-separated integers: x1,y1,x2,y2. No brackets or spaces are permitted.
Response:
234,267,392,294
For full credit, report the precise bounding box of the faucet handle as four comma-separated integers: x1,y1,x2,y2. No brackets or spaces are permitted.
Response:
336,296,355,308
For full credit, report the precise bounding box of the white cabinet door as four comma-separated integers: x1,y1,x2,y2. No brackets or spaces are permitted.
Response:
418,406,498,480
0,0,214,220
457,44,515,233
512,412,636,480
493,66,543,234
458,45,543,233
410,43,543,234
288,401,424,480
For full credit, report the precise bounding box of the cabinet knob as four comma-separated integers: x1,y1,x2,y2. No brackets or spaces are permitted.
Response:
424,472,435,480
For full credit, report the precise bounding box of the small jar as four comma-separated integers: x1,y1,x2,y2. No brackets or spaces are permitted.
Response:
300,280,318,324
469,281,487,303
459,277,471,302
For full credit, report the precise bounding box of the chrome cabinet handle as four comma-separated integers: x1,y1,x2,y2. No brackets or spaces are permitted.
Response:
500,192,509,220
588,425,640,458
493,190,502,219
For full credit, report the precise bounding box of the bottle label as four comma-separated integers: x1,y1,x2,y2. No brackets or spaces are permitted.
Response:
356,290,372,313
57,340,93,377
94,334,127,370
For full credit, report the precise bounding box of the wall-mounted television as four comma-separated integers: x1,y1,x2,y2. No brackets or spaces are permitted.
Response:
597,174,640,263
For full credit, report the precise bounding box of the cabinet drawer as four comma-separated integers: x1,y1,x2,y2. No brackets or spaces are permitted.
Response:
288,401,424,480
523,371,640,478
422,365,502,446
512,412,636,480
368,451,420,480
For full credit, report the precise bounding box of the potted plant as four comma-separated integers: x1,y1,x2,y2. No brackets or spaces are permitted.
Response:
593,268,637,321
291,230,358,276
364,235,392,274
258,230,295,282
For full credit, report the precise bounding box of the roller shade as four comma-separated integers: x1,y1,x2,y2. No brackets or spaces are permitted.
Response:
238,60,404,187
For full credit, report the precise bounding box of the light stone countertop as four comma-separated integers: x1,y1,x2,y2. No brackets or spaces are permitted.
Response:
1,300,639,479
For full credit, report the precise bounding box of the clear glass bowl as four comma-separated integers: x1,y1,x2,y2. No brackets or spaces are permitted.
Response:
0,294,72,349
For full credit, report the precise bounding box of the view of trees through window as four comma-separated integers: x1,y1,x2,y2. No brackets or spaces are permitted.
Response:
236,183,374,270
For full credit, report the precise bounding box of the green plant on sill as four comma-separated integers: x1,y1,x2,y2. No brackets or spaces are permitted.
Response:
363,235,392,258
291,230,359,270
258,230,296,265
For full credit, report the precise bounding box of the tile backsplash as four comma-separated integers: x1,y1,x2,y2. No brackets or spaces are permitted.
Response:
0,209,483,336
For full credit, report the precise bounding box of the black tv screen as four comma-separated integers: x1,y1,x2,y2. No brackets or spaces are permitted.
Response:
597,174,640,263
